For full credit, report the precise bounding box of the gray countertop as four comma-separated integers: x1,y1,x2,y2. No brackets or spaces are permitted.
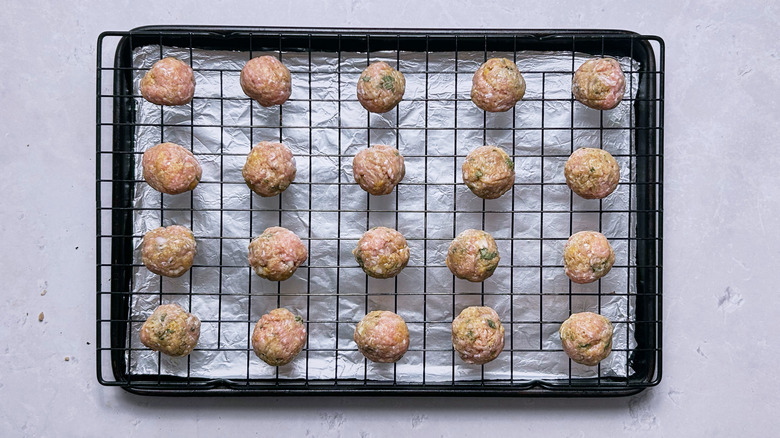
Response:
1,0,778,436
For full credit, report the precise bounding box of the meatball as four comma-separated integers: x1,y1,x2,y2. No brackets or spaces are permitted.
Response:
242,141,297,197
240,56,292,107
572,57,626,110
471,58,526,112
446,229,500,282
563,231,615,284
451,306,505,365
354,310,410,363
142,142,202,195
140,57,195,106
252,308,306,366
559,312,614,366
353,227,410,279
356,61,405,113
248,226,308,281
462,145,515,199
352,145,405,196
139,303,200,357
141,225,196,278
565,148,621,199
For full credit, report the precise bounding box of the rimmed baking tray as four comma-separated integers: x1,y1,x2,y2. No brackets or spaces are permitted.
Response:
96,26,663,396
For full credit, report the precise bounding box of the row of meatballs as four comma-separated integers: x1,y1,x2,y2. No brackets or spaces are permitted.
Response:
143,224,616,286
141,303,615,368
144,139,621,204
140,55,626,113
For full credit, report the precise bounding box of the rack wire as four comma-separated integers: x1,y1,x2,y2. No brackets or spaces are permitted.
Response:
96,27,663,396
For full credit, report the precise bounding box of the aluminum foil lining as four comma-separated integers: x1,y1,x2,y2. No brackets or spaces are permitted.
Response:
127,44,639,382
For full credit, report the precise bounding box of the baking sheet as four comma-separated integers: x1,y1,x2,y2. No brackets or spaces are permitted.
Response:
127,44,639,382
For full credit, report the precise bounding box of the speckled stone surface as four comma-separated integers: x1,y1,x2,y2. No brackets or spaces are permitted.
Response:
1,0,779,436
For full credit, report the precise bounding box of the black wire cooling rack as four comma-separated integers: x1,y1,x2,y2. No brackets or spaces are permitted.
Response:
96,27,664,396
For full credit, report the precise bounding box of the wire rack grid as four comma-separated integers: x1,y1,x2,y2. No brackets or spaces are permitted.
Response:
96,27,663,396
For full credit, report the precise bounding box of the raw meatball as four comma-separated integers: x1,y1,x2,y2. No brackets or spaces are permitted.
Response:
451,306,505,365
462,145,515,199
353,227,410,279
559,312,614,366
563,231,615,284
252,308,306,366
354,310,410,363
446,229,500,282
471,58,526,112
140,303,200,357
141,225,196,278
142,142,202,195
140,57,195,106
352,144,405,195
572,57,626,110
356,61,405,113
248,226,308,281
565,148,620,199
242,141,297,197
240,55,292,107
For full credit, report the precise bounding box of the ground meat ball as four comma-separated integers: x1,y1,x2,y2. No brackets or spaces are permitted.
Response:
565,148,620,199
446,229,500,282
559,312,614,366
354,310,410,363
252,308,306,366
242,141,297,197
563,231,615,284
452,306,505,365
352,145,405,195
141,225,196,278
353,227,410,279
240,56,292,107
140,303,200,357
572,57,626,110
356,61,406,113
142,142,202,195
471,58,526,112
248,227,308,281
140,57,195,106
462,145,515,199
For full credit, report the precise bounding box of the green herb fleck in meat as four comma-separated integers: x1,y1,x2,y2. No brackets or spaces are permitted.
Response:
380,75,395,91
592,260,609,274
486,319,496,329
474,170,483,180
295,315,303,324
157,327,176,340
355,253,365,268
467,329,475,339
361,75,371,82
505,157,514,169
590,167,596,173
479,248,498,261
579,343,591,349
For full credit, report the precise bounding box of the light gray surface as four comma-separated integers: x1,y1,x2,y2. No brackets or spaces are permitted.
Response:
1,0,778,436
